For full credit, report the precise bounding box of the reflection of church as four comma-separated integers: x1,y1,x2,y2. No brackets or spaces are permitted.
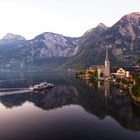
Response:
97,49,110,78
97,81,110,97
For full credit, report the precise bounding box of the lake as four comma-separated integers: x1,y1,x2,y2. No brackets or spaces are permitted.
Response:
0,72,140,140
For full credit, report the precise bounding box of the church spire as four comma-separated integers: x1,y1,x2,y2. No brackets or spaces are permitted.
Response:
104,48,110,77
105,48,109,61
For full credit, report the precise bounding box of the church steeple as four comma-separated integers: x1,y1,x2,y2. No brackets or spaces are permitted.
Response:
105,49,109,62
104,49,110,77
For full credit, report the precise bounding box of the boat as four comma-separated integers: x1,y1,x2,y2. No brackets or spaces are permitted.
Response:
30,82,54,91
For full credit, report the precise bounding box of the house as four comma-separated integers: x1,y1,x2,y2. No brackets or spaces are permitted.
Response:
116,68,131,78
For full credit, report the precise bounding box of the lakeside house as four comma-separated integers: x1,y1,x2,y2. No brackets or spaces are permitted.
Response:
116,68,131,78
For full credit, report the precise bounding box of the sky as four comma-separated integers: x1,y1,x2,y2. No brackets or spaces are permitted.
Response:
0,0,140,39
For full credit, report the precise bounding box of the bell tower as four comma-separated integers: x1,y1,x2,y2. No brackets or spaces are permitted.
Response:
104,49,110,77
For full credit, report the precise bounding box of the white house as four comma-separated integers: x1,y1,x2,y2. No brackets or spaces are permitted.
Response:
116,68,131,78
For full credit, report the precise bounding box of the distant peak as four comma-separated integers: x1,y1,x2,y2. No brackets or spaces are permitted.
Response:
97,23,107,28
130,12,140,15
4,33,15,38
83,23,108,36
42,32,63,36
121,12,140,20
126,12,140,17
2,33,26,41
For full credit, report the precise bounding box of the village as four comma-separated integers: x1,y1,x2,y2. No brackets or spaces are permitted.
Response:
76,49,140,104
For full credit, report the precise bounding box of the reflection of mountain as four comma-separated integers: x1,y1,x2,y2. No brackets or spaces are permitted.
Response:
31,85,79,110
0,79,140,131
0,85,79,110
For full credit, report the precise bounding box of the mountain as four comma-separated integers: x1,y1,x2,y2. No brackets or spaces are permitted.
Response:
0,12,140,71
2,33,26,41
61,23,109,69
0,32,79,70
62,12,140,70
32,32,78,57
75,23,108,54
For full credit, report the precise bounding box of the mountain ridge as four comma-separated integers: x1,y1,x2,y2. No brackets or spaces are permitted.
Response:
0,12,140,70
62,12,140,70
0,32,79,70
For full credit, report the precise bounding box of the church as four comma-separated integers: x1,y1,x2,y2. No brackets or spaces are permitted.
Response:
97,49,110,78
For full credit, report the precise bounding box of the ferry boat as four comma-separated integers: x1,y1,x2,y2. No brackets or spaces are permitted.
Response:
30,82,54,91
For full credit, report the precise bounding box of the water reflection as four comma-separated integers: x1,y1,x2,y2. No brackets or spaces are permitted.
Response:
0,72,140,132
83,79,140,131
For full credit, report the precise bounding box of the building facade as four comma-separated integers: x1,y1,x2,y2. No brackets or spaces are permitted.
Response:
116,68,131,78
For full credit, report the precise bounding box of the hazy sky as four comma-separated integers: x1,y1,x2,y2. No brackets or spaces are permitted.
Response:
0,0,140,39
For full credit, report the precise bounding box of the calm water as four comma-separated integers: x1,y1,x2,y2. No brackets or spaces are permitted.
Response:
0,72,140,140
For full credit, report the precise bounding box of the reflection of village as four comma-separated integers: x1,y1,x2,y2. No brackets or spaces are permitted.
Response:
85,79,110,97
76,49,140,104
